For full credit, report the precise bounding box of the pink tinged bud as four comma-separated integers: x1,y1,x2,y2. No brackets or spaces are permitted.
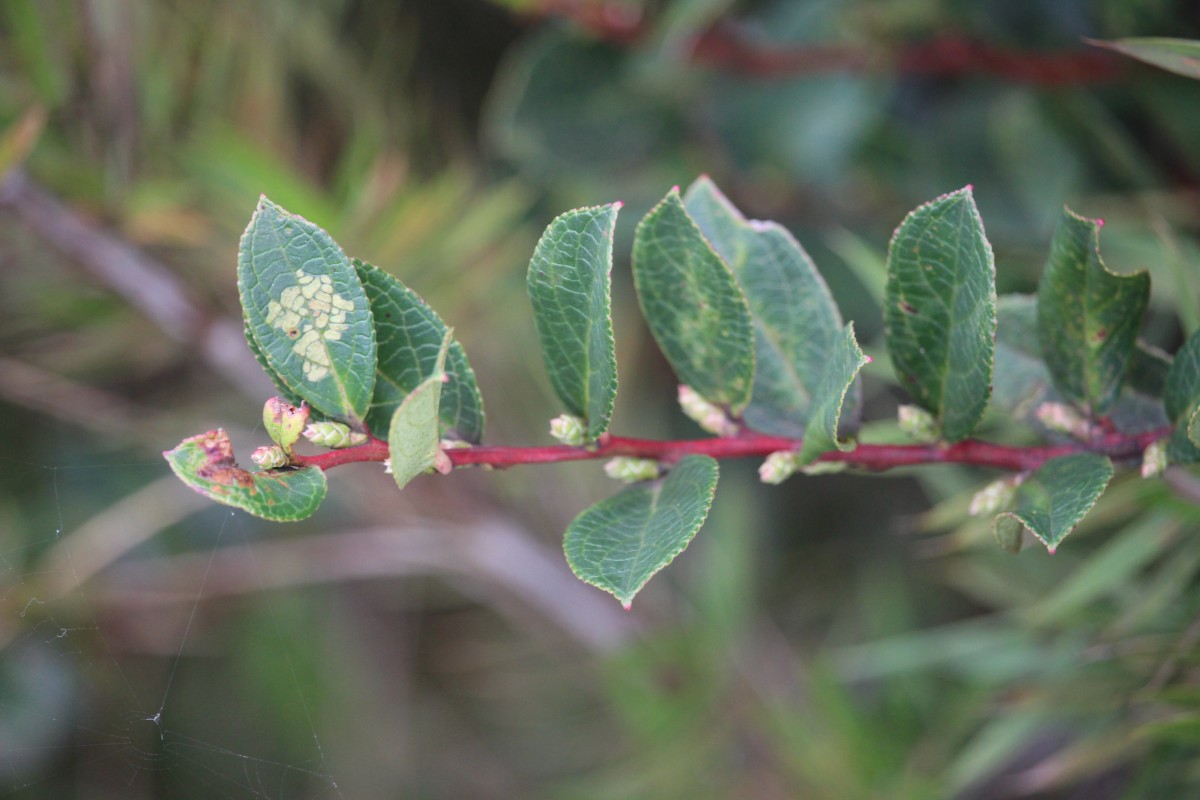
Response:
251,444,288,469
263,397,309,452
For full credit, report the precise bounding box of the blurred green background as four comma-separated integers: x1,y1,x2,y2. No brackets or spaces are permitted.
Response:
3,1,1200,797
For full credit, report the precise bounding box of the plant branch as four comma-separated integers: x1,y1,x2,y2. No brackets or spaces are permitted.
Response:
525,2,1124,85
291,427,1170,474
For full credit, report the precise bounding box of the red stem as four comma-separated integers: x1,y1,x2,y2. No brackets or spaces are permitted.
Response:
291,427,1170,474
525,2,1124,85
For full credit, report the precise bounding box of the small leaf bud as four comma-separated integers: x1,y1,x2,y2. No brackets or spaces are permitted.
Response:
759,451,800,484
1141,438,1168,478
897,404,938,442
304,420,367,449
263,397,309,452
251,444,288,469
678,385,738,437
1035,402,1090,440
969,475,1022,516
549,414,588,446
382,458,392,474
992,513,1025,554
604,457,661,483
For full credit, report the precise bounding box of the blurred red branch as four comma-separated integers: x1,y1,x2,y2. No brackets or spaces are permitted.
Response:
292,427,1169,474
526,1,1123,85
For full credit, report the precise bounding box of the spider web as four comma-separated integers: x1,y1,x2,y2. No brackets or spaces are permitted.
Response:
0,453,344,799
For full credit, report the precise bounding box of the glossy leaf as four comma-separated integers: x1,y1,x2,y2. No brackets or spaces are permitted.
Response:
1087,37,1200,80
992,295,1051,417
355,260,484,442
163,429,327,522
239,197,376,423
387,331,453,490
526,204,620,440
683,176,857,437
993,295,1168,434
1036,208,1149,416
633,188,755,415
1164,328,1200,463
798,324,869,464
994,453,1113,553
884,187,996,442
564,455,719,609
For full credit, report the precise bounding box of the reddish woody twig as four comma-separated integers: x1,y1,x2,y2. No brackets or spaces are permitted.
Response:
526,1,1123,85
291,427,1170,474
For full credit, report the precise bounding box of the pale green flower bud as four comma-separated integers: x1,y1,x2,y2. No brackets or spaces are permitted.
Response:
968,475,1022,516
759,451,800,484
604,457,661,483
1141,438,1168,478
897,404,938,442
1035,402,1090,440
304,421,367,449
263,396,308,452
678,385,738,437
251,444,288,469
549,414,588,446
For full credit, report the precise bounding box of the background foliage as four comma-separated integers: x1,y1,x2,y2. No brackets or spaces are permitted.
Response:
3,1,1200,797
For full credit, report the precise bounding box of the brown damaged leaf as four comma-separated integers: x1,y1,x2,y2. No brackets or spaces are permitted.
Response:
163,429,327,521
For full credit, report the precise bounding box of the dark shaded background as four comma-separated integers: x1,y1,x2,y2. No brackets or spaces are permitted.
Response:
3,1,1200,797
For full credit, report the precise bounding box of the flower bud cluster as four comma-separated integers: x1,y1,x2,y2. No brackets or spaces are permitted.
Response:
549,414,588,446
303,421,367,449
897,404,938,442
604,457,661,483
678,385,738,437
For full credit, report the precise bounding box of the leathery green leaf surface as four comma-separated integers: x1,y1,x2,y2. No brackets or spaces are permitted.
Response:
355,260,484,442
564,455,719,609
683,176,857,437
1036,207,1149,416
995,453,1113,553
1164,328,1200,463
1087,37,1200,80
884,187,996,442
992,295,1167,434
239,197,376,423
633,189,755,415
798,323,869,464
527,204,620,440
163,429,327,522
388,331,452,490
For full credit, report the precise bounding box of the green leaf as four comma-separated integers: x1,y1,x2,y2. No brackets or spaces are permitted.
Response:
239,197,376,423
163,429,327,522
993,453,1113,553
992,295,1052,418
683,176,856,437
632,188,755,415
1086,37,1200,80
244,321,310,413
354,260,484,442
387,331,453,490
798,324,869,464
993,295,1167,434
884,187,996,442
1036,207,1149,416
564,455,719,609
1165,328,1200,423
526,204,620,440
1164,328,1200,463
